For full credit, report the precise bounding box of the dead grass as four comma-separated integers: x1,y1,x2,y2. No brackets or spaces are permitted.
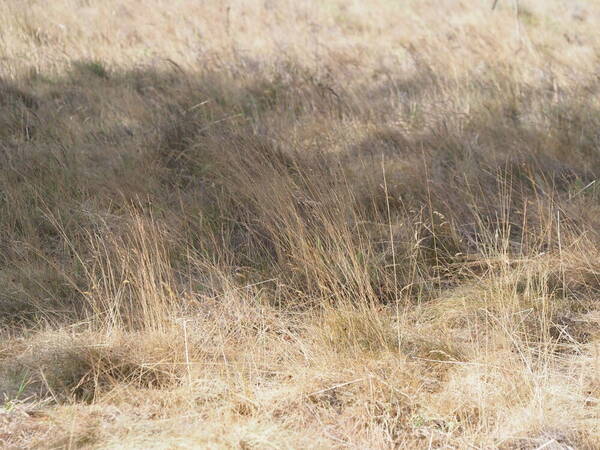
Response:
1,0,600,448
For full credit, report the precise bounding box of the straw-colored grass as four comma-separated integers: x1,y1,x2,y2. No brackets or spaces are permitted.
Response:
1,1,599,448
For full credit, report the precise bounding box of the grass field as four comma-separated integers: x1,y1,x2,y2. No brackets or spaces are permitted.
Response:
1,0,599,448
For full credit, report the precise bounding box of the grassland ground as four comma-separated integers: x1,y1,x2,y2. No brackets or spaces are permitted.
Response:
0,1,599,448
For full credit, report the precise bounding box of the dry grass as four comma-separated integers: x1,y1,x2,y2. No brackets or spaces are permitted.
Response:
1,0,600,448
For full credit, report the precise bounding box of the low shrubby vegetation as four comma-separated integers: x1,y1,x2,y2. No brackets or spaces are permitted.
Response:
1,0,599,448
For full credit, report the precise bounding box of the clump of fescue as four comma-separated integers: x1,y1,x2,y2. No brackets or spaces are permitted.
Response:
0,328,198,404
79,213,181,332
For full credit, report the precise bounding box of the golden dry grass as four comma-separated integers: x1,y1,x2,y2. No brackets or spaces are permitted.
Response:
1,0,600,448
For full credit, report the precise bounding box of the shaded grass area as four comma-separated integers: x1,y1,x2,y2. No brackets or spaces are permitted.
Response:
2,61,599,318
